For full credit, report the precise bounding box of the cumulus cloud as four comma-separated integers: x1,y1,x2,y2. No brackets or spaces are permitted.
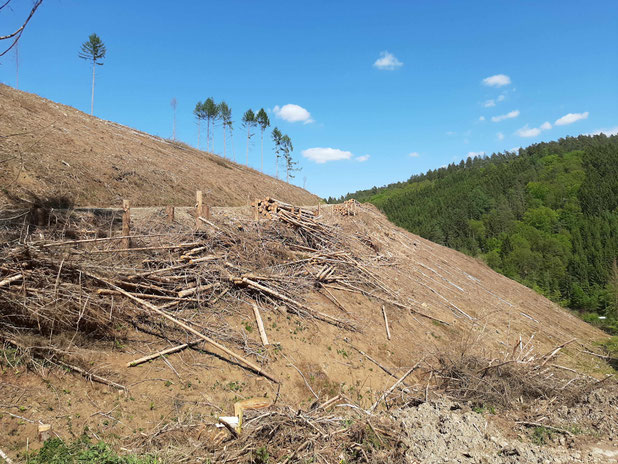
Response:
540,121,552,130
554,111,589,126
516,125,541,137
479,116,486,122
355,154,370,162
508,147,521,154
484,99,496,108
468,151,485,158
482,74,511,87
373,51,403,70
497,132,504,140
408,152,420,158
491,110,520,122
273,104,314,124
302,147,353,164
497,94,506,102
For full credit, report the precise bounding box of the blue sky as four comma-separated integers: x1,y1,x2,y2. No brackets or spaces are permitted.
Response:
2,0,617,198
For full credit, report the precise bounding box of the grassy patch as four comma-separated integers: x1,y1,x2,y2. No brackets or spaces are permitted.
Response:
26,436,156,463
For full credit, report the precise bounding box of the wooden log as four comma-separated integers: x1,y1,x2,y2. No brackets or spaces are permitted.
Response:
85,272,278,383
0,274,22,288
127,339,203,367
195,190,203,229
252,303,269,346
82,242,201,254
177,282,218,298
382,305,391,340
121,200,131,249
166,206,174,223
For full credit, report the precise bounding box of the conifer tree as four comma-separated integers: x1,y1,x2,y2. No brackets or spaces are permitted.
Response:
78,33,106,115
256,108,270,173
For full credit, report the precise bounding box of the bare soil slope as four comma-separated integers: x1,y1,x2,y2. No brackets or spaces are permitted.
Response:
0,84,319,207
1,201,613,462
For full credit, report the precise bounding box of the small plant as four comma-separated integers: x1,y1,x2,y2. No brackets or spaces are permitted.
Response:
253,446,270,464
532,426,552,445
243,321,254,333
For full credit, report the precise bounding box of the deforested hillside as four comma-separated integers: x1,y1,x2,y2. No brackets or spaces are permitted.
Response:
1,199,615,462
342,135,618,333
0,85,319,208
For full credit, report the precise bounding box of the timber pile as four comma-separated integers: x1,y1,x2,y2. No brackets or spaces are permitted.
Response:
333,199,358,216
252,197,316,220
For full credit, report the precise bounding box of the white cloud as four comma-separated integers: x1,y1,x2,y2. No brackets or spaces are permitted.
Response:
497,94,505,102
508,147,520,154
587,126,618,136
540,121,552,131
355,154,370,162
491,110,520,122
446,131,456,136
497,132,504,140
554,111,589,126
302,147,353,164
408,152,420,158
273,104,314,124
373,51,403,70
482,74,511,87
516,125,541,137
483,99,496,108
467,151,485,158
479,116,486,122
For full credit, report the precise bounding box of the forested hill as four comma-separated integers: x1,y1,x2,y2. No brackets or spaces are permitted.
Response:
340,135,618,332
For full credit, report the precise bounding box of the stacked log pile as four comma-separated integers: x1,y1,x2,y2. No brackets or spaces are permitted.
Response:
333,199,358,216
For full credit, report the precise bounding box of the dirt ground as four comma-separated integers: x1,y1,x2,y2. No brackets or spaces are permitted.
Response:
1,202,614,462
0,84,318,208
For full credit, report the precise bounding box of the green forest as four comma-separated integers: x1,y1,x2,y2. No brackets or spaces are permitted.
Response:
338,135,618,333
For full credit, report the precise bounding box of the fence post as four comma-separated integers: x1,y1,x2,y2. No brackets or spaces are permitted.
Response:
122,200,131,248
196,191,203,229
166,206,175,223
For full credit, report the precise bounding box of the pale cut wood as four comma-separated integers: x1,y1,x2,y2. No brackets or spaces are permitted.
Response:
166,205,174,223
0,274,22,287
0,447,14,464
252,303,269,346
382,305,391,340
86,272,278,383
127,339,203,367
177,282,218,298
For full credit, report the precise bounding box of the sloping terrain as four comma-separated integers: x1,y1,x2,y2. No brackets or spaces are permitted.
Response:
1,201,614,462
0,84,319,207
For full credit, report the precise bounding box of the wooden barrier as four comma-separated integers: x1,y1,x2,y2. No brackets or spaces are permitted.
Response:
121,200,131,248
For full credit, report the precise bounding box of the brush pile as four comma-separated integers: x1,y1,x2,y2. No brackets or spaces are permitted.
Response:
0,199,430,384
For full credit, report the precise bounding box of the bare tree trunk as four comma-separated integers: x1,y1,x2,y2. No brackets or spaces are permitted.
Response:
223,124,226,159
90,61,95,115
246,128,250,166
231,131,235,162
207,119,210,152
260,131,264,172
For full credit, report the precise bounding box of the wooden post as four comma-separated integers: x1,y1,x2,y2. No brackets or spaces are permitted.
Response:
382,305,391,340
204,204,211,220
166,206,174,223
253,201,259,221
195,190,203,229
252,303,269,346
316,203,321,216
121,200,131,248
